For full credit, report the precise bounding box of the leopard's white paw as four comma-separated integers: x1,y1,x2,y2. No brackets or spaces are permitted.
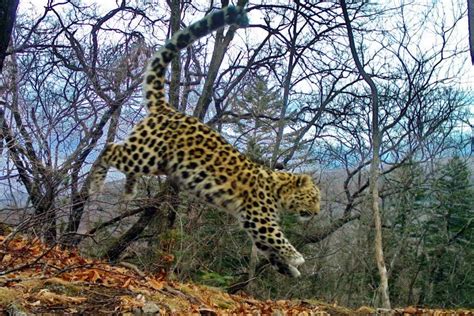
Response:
288,254,305,267
288,265,301,278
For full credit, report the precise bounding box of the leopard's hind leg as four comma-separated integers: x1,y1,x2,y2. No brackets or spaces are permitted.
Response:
89,143,142,201
88,143,124,195
123,174,139,201
89,144,113,195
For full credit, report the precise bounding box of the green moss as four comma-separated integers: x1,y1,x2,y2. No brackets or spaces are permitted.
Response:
29,278,82,297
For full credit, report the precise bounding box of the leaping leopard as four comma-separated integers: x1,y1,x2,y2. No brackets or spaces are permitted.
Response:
89,5,320,277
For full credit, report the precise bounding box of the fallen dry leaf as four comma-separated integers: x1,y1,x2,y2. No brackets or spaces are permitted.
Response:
1,233,473,315
34,289,87,304
146,277,164,290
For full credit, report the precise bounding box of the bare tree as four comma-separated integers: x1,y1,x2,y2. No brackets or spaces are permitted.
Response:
339,0,390,309
1,1,152,243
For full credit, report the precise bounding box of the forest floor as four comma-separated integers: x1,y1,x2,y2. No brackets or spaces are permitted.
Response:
0,232,472,315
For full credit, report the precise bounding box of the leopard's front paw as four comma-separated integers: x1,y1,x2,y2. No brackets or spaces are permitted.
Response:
287,264,301,277
287,253,305,267
269,254,303,277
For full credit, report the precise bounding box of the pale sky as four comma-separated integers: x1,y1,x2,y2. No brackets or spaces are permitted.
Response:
17,0,473,136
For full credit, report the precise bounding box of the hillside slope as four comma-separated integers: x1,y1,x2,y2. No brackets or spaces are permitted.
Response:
0,232,472,315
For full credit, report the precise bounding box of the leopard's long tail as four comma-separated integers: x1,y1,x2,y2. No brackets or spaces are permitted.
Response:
144,6,248,113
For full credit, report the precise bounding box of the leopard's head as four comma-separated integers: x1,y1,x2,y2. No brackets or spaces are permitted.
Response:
276,173,321,221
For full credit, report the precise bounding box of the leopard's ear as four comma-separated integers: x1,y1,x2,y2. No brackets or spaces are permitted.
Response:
296,174,312,188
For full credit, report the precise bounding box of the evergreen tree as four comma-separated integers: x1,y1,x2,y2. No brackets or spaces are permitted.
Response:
422,157,474,306
385,158,474,307
231,75,283,164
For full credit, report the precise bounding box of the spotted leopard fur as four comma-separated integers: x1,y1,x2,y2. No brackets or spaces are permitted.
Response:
89,6,321,277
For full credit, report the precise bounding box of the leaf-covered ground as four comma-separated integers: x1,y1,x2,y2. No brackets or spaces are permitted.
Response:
0,233,472,315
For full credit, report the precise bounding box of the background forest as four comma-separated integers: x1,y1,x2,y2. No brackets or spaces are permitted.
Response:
0,0,473,309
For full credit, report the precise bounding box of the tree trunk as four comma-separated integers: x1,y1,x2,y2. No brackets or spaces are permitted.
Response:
248,244,258,279
104,206,159,262
0,0,19,72
340,0,391,308
270,3,299,168
193,0,247,121
192,30,232,120
468,0,474,65
104,180,180,262
29,187,57,244
369,145,391,308
168,0,181,108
